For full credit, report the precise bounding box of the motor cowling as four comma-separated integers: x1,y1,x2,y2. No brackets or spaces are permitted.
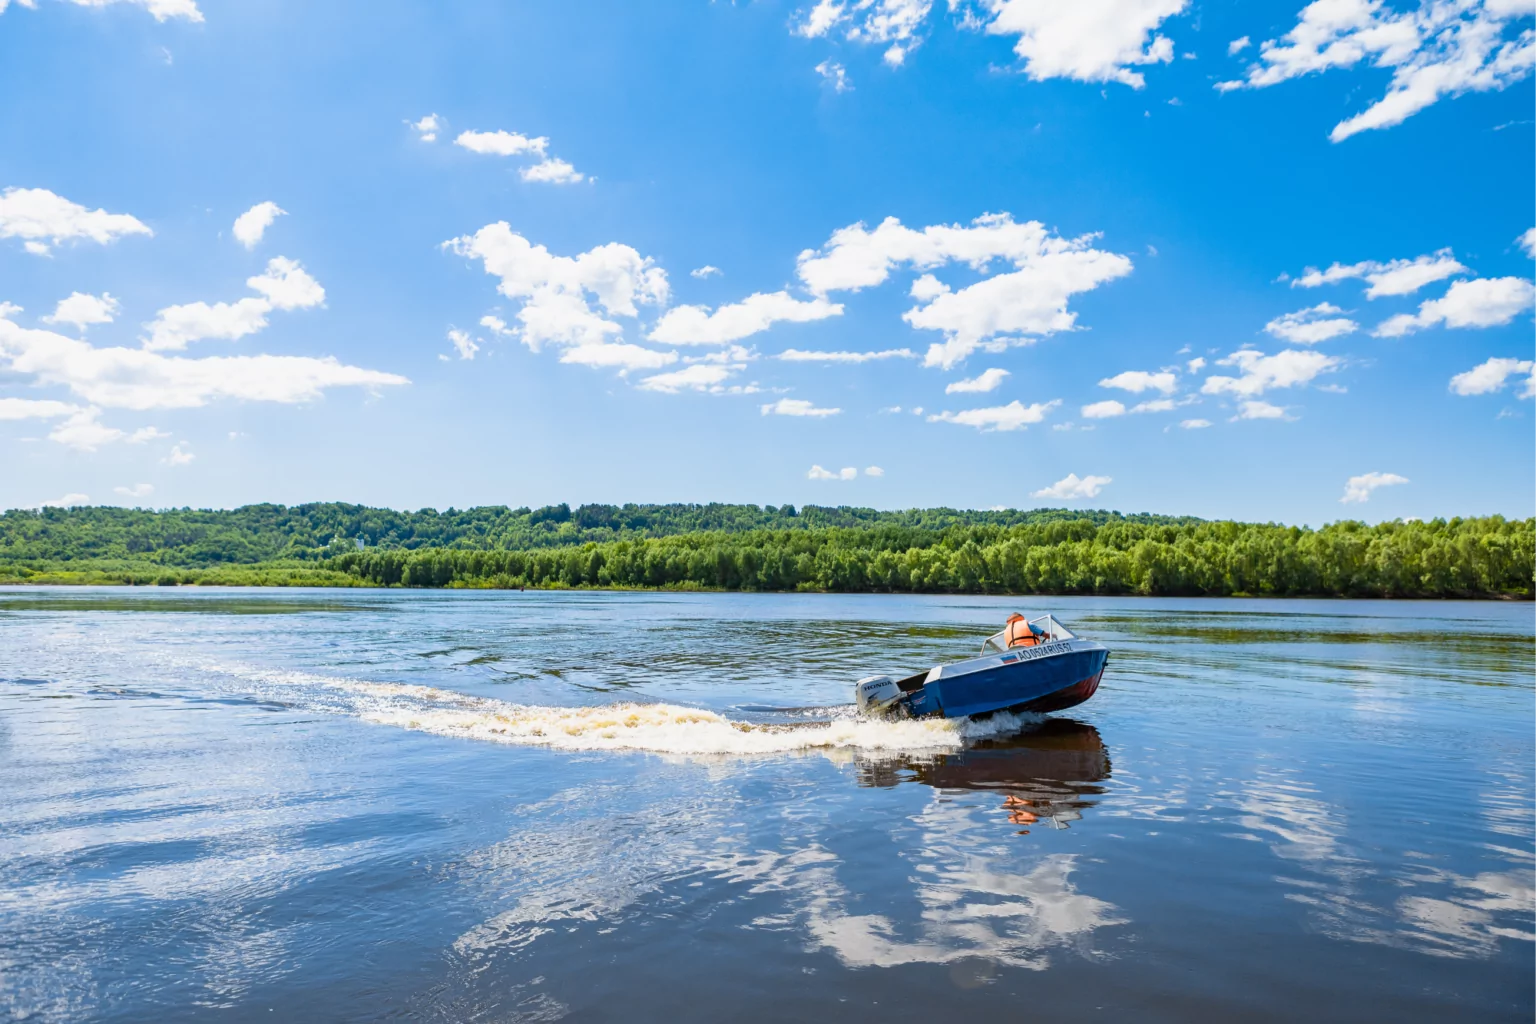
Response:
855,675,904,715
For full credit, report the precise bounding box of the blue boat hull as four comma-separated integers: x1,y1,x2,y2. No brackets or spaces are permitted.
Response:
906,646,1108,719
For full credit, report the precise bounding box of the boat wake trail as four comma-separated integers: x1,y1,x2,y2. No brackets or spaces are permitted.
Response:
197,663,1041,757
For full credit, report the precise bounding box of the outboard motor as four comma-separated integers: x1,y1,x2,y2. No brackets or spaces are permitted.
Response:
855,675,905,716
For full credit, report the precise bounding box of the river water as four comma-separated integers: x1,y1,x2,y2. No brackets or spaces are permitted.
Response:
0,588,1531,1022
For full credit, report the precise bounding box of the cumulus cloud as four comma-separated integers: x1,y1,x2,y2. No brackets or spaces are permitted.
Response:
946,367,1009,393
808,464,859,480
1264,302,1359,344
41,291,119,332
1131,397,1176,413
1081,399,1126,419
409,113,442,143
1032,472,1111,500
2,0,202,21
970,0,1188,88
1229,35,1251,54
1341,471,1409,504
1098,368,1177,393
816,60,853,91
114,483,154,499
0,186,151,255
1292,250,1467,297
797,0,934,65
47,408,125,451
1217,0,1536,141
1186,356,1206,372
1202,348,1341,396
1179,417,1212,428
1233,399,1289,420
865,465,885,476
447,328,479,361
795,213,1133,369
163,442,194,466
445,222,675,378
1374,276,1536,336
1520,227,1536,258
928,398,1060,431
777,347,914,362
1448,356,1535,396
232,201,286,249
34,493,90,508
143,257,324,351
0,315,408,412
691,265,722,279
637,363,745,393
455,129,584,184
651,291,843,345
761,397,841,417
0,397,77,420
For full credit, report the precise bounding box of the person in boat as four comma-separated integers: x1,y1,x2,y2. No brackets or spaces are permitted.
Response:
1003,613,1044,648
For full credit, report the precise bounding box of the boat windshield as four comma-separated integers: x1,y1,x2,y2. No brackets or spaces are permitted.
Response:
980,615,1077,654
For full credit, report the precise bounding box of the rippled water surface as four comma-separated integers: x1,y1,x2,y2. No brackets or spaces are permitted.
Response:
1,588,1531,1022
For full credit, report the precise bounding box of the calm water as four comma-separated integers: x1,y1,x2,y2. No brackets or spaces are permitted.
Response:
0,588,1531,1022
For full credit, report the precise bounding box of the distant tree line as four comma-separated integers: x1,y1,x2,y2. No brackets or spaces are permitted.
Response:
1,504,1528,598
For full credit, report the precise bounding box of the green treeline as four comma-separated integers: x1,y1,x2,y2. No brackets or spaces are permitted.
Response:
324,517,1532,598
0,501,1191,566
0,503,1530,598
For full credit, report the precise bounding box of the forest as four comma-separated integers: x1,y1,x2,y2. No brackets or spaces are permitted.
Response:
0,503,1530,598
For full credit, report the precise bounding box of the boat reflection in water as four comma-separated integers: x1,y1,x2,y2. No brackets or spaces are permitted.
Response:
855,718,1110,832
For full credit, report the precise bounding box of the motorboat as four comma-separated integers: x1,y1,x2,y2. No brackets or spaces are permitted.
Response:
855,613,1108,720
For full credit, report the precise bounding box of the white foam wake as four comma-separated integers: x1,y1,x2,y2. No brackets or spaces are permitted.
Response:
196,662,1041,757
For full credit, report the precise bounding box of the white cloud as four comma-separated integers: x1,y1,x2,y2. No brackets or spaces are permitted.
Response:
651,291,842,346
1341,471,1409,504
447,328,479,361
0,317,408,412
143,298,270,352
0,397,75,422
409,114,442,143
454,129,548,157
1202,348,1341,396
1264,302,1358,344
41,291,119,332
445,223,670,373
691,265,722,279
972,0,1188,88
126,425,167,443
521,158,584,184
808,464,859,480
1131,397,1176,413
163,442,194,466
816,60,853,91
1186,356,1205,372
777,347,914,362
1374,276,1536,336
143,257,324,351
232,201,286,249
946,367,1009,393
0,186,152,255
1229,35,1251,54
1217,0,1536,141
796,213,1133,369
480,314,513,336
1448,356,1534,396
1098,368,1177,393
1520,227,1536,258
928,398,1060,431
114,483,154,499
1179,417,1211,428
797,0,934,65
561,341,678,372
3,0,202,21
35,492,90,508
761,397,841,417
637,363,744,393
865,465,884,476
48,407,124,450
1032,472,1111,500
1233,399,1289,420
1292,250,1467,297
1081,399,1126,418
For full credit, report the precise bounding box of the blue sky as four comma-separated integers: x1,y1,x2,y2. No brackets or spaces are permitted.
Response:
1,0,1532,524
